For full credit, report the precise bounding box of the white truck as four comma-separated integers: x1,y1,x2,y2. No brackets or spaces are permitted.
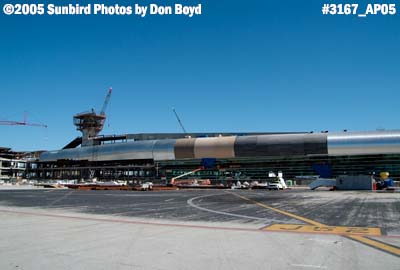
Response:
141,182,153,191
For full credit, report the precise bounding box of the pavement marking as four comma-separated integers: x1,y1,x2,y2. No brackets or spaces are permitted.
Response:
47,190,75,206
226,191,325,226
290,264,327,269
43,189,58,193
0,208,265,233
264,224,381,236
187,193,289,223
347,235,400,257
227,191,400,257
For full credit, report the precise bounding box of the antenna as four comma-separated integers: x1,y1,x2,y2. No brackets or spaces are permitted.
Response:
172,107,187,133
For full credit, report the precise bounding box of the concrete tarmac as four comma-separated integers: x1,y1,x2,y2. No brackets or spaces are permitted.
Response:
0,189,399,269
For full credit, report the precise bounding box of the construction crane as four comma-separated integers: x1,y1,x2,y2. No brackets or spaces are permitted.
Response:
172,107,187,133
0,112,47,128
100,87,112,116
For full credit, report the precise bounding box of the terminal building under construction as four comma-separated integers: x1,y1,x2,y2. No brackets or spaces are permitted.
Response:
28,129,400,185
21,90,400,184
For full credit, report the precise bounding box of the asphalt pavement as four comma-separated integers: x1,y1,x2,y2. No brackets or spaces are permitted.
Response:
0,188,399,269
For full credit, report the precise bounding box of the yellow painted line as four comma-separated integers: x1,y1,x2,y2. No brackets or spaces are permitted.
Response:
347,235,400,256
227,191,400,257
227,191,325,226
264,224,381,236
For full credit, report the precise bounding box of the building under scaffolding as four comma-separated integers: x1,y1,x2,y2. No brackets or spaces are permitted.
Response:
0,147,28,181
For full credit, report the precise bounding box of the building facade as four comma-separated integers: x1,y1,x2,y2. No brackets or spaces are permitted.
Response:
28,130,400,184
0,147,27,181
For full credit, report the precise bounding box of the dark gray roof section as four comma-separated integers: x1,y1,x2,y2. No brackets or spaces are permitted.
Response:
126,132,306,141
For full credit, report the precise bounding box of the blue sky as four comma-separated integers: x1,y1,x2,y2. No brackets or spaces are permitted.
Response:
1,0,399,151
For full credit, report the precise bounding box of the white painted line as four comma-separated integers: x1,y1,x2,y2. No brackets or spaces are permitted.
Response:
44,189,58,193
187,193,289,223
47,190,74,206
291,264,327,269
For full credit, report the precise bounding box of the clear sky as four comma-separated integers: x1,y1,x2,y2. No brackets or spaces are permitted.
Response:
1,0,399,151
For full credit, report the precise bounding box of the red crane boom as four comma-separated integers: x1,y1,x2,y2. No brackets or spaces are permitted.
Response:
0,112,47,128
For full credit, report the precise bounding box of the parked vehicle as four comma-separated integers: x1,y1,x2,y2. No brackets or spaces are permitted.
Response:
141,182,153,191
268,177,287,190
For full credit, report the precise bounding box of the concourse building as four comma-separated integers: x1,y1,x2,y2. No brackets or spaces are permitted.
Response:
29,130,400,184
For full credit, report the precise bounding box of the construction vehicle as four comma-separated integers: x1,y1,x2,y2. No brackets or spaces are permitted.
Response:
375,172,395,190
170,167,204,186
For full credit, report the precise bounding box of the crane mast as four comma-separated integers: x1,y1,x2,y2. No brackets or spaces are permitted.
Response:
100,88,112,115
172,107,187,134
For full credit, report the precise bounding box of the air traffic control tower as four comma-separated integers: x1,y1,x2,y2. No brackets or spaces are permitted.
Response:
73,88,112,146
